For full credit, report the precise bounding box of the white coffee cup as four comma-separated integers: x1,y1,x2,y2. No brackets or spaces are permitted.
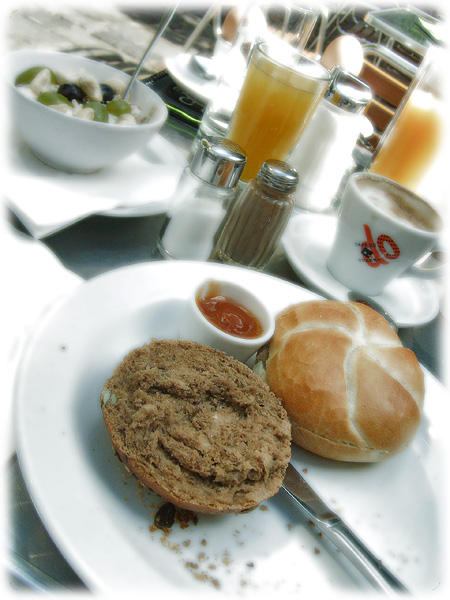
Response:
326,172,444,296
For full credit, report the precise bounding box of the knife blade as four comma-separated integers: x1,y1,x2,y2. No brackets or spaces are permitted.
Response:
282,463,410,595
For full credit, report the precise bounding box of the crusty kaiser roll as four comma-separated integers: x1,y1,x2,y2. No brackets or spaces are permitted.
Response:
254,300,425,462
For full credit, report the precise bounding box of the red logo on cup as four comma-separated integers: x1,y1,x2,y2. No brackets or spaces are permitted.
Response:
360,225,401,268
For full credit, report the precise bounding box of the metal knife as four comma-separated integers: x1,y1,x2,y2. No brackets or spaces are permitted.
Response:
282,463,410,595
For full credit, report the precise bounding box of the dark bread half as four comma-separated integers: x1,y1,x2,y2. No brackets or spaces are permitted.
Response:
100,339,291,514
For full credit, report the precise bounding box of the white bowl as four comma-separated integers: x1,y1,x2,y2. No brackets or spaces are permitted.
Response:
6,50,168,173
179,279,275,363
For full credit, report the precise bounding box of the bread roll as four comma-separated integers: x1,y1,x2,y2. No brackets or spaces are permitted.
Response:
254,300,425,462
101,339,291,514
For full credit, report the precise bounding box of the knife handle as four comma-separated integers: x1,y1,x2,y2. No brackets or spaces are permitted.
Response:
326,520,410,595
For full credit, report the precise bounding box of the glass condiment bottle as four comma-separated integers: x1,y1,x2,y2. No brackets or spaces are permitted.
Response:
289,66,372,212
157,136,247,260
212,159,299,270
190,31,249,158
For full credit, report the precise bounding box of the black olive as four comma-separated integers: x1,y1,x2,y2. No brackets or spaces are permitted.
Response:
100,83,115,104
154,502,176,530
57,83,86,103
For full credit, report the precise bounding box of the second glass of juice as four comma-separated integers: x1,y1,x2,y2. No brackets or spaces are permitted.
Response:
369,45,446,198
227,41,331,182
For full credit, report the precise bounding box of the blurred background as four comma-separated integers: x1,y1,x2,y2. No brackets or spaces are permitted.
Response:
5,0,447,150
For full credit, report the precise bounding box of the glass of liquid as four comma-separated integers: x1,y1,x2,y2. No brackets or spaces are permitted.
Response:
227,41,331,182
192,4,320,156
369,45,446,203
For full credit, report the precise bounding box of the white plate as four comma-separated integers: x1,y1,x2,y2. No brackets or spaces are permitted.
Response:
6,132,186,221
14,261,447,596
166,54,218,104
283,212,440,328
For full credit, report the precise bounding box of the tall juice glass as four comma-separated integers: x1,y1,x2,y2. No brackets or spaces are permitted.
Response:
227,42,331,182
369,46,446,197
192,4,319,154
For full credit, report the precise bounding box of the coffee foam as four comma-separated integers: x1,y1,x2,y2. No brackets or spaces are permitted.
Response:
356,177,441,233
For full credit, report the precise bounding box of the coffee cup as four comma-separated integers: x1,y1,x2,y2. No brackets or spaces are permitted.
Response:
326,172,444,296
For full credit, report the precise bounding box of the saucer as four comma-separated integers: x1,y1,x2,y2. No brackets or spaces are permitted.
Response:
5,133,186,237
165,54,217,104
282,213,440,328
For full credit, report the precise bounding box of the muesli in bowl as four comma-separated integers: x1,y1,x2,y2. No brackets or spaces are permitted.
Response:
7,50,168,173
15,64,153,126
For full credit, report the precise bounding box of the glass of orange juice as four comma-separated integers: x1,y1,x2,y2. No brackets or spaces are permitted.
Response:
369,45,446,198
227,42,331,182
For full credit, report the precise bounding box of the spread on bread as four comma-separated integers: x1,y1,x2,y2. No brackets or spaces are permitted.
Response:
100,339,291,514
254,300,424,462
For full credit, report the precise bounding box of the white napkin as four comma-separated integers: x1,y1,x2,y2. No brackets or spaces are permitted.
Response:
1,218,82,460
4,134,186,239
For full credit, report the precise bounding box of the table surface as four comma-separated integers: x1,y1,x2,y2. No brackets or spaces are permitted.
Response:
5,4,446,593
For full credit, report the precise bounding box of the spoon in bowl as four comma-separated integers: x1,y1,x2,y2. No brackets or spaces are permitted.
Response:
123,4,179,101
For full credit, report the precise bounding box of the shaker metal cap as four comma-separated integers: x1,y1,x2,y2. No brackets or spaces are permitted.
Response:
257,159,299,192
325,66,372,114
190,136,247,188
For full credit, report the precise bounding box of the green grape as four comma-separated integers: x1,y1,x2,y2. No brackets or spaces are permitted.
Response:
15,66,57,86
37,91,71,106
84,101,108,122
106,99,131,117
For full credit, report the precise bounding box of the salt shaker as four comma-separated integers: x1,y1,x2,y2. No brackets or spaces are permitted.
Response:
212,159,298,270
289,66,372,212
157,136,247,260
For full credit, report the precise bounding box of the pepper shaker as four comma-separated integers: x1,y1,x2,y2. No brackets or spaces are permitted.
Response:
157,136,247,260
212,159,299,270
